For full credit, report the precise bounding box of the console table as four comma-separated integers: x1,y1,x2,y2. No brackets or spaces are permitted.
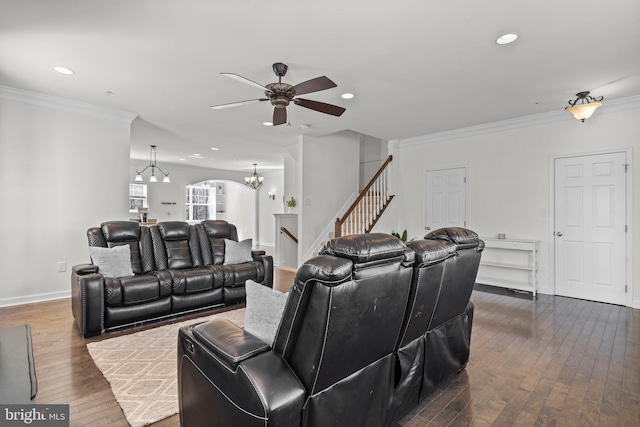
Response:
476,238,539,297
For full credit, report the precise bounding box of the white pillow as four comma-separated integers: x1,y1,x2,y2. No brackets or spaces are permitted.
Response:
224,238,253,265
89,245,134,278
244,279,288,346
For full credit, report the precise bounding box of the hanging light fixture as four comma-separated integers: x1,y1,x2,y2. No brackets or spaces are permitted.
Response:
565,91,604,122
135,145,170,183
244,163,264,189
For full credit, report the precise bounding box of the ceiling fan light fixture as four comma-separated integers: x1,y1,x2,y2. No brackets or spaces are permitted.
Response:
565,91,603,122
212,63,346,126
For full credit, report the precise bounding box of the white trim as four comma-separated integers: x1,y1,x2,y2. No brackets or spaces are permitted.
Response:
398,96,640,147
549,147,633,307
0,290,70,308
0,85,138,123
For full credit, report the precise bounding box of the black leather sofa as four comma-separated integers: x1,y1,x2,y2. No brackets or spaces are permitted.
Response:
71,220,273,338
177,228,483,427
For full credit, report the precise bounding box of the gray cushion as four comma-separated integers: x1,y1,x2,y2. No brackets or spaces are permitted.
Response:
89,245,134,278
223,238,253,265
244,279,288,346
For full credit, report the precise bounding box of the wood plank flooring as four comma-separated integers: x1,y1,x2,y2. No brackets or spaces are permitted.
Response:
1,273,638,426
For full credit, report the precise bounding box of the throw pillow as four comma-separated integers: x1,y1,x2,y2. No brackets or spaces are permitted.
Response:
89,245,134,278
244,279,289,346
223,238,253,265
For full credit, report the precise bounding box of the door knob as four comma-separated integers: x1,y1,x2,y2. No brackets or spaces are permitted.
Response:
425,226,431,231
556,231,563,236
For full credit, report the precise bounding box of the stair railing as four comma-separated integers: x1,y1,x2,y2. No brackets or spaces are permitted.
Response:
280,226,298,244
335,155,394,237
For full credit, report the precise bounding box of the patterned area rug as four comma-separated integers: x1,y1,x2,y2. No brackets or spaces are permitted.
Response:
87,308,245,427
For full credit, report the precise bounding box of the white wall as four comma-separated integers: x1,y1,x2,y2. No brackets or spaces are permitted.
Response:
0,91,134,305
299,131,361,259
258,171,285,248
377,104,640,307
360,134,388,186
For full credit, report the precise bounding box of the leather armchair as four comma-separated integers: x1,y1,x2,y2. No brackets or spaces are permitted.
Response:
177,229,484,426
178,233,413,426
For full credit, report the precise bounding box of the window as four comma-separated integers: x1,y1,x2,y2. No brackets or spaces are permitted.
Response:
186,185,214,221
129,183,148,213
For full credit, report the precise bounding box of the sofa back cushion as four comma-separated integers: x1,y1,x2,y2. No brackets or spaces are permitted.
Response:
398,238,456,347
151,222,202,270
87,221,153,274
273,233,412,394
424,227,484,327
197,220,240,265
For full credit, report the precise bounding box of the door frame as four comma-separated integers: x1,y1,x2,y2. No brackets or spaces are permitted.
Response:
423,165,469,234
548,147,633,307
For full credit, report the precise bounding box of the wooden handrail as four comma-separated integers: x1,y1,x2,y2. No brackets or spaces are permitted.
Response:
335,155,393,237
280,227,298,244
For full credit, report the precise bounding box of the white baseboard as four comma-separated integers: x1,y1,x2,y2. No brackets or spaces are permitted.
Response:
0,290,71,308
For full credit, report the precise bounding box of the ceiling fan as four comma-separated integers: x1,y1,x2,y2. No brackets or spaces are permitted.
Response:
210,63,346,126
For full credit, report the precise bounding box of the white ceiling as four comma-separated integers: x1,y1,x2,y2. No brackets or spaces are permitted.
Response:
2,0,639,174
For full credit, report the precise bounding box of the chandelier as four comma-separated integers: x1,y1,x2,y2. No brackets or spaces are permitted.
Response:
565,91,603,122
245,163,264,189
135,145,170,183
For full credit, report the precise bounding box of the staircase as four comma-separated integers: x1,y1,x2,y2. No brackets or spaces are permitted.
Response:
335,155,394,238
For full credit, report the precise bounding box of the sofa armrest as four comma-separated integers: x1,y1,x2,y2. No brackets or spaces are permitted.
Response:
252,254,274,289
191,319,270,370
71,267,104,338
73,263,99,275
251,249,266,257
179,319,305,427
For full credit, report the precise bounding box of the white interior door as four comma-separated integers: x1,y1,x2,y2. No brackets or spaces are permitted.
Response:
554,152,627,305
424,167,467,234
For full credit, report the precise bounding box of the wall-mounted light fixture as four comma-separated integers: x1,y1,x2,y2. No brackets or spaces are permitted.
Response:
135,145,170,183
565,91,603,122
268,192,276,200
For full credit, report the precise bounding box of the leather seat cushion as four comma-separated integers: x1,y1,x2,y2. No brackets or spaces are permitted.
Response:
171,267,216,294
105,274,164,307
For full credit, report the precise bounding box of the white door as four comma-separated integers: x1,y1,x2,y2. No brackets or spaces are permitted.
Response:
554,152,627,305
424,167,467,234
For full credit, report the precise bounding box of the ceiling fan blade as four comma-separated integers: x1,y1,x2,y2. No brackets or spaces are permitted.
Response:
210,99,269,109
273,108,287,126
294,98,346,117
292,76,337,96
221,73,273,94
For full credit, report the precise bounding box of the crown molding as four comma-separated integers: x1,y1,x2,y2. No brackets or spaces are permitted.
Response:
0,85,138,123
398,95,640,147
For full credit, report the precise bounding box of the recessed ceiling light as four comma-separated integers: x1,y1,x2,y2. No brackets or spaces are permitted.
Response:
263,122,273,126
54,66,74,75
496,33,518,45
341,93,354,99
210,147,219,151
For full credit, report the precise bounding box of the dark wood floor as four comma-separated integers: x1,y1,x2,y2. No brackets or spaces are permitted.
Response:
1,271,638,426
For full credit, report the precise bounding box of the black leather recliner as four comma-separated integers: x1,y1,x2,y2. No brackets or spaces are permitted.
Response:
177,229,484,427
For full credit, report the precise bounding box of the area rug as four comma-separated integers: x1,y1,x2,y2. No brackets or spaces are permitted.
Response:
87,308,245,427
